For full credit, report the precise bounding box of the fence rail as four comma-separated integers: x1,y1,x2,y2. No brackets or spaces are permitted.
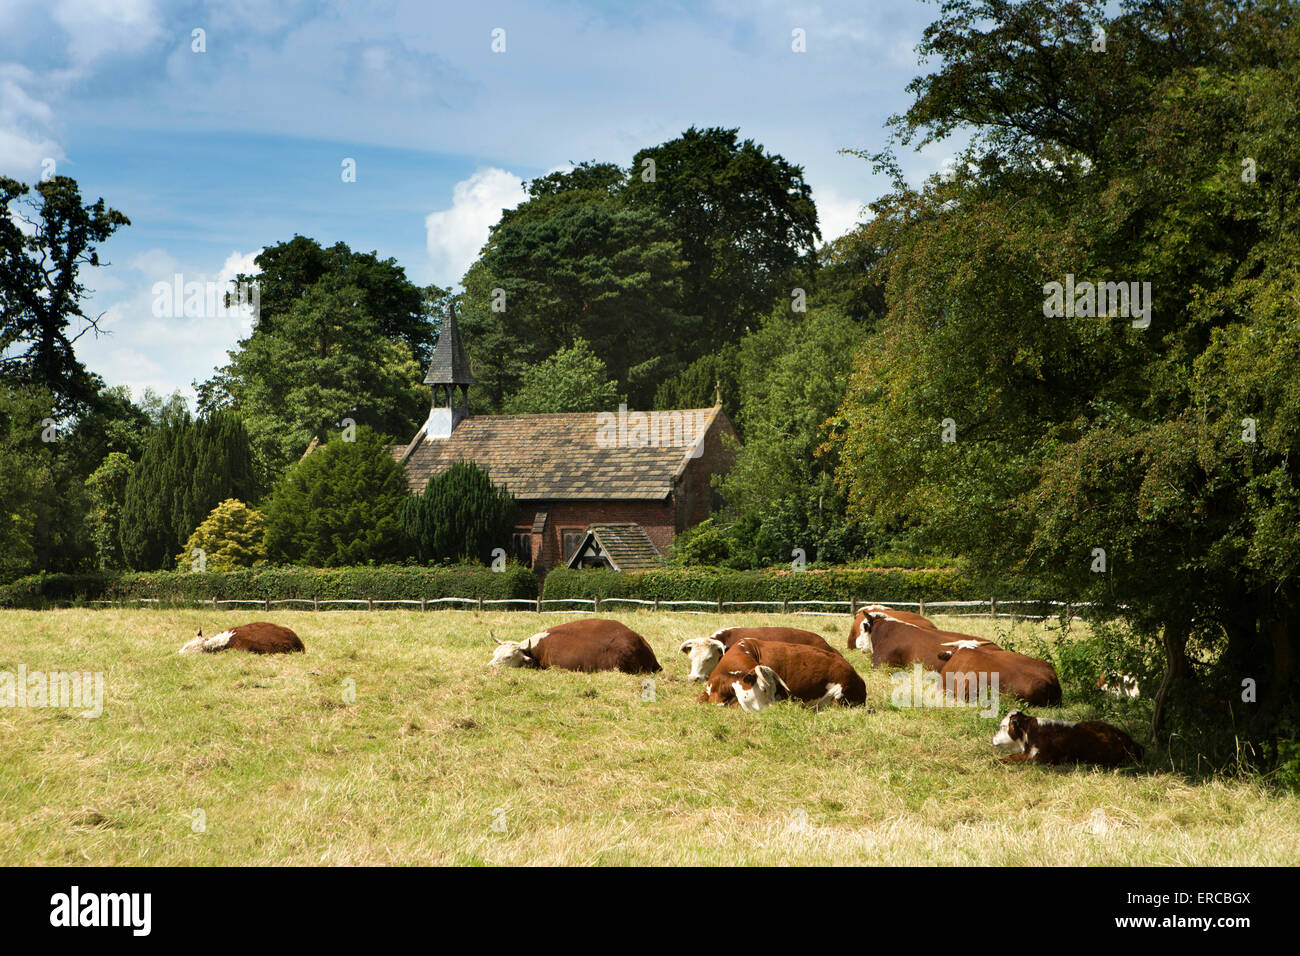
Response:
83,595,1106,621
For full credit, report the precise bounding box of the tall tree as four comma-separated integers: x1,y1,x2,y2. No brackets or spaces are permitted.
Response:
262,427,409,567
625,126,822,341
400,461,517,564
503,338,624,414
120,411,261,570
208,280,425,477
0,176,129,416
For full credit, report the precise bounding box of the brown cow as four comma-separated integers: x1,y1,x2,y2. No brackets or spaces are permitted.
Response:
489,618,660,674
699,638,866,710
179,622,304,655
847,605,936,650
855,614,998,671
680,626,838,681
993,710,1143,766
938,645,1061,706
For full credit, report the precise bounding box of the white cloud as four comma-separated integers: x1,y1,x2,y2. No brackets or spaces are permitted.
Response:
815,185,866,241
52,0,163,64
76,248,264,403
0,65,63,176
424,167,527,287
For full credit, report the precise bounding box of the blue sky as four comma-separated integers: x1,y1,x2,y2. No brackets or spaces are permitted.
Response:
1,0,960,405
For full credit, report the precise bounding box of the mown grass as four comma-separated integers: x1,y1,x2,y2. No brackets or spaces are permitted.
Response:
1,608,1296,865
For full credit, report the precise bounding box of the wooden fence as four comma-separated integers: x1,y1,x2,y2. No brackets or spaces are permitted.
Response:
88,596,1100,621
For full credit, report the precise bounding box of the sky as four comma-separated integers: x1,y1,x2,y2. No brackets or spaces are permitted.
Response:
0,0,961,406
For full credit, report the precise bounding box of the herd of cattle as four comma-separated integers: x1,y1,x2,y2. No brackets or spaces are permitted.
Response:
179,605,1144,768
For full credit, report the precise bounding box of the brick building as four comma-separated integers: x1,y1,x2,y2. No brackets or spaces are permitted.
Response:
391,304,739,573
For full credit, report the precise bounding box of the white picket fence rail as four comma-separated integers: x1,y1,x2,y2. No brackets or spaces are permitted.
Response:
86,596,1102,620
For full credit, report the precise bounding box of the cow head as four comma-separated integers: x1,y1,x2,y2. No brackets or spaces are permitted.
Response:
733,665,791,712
489,632,543,668
679,637,726,681
992,710,1033,752
852,612,886,654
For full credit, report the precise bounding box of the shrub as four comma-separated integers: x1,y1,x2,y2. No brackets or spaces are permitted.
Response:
400,460,516,563
0,565,538,608
175,498,268,571
263,428,409,566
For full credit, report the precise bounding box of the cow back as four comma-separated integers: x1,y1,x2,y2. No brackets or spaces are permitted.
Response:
534,619,661,674
737,639,866,706
940,646,1061,706
228,622,304,654
715,627,837,655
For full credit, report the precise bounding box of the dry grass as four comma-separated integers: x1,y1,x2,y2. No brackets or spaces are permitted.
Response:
1,608,1296,865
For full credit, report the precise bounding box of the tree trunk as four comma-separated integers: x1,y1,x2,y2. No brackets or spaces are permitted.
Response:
1150,619,1190,745
1259,608,1294,729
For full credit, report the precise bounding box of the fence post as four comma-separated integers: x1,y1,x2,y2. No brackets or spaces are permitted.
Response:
850,596,857,616
212,596,217,609
313,596,319,612
265,597,270,612
594,595,600,613
718,598,724,614
1064,601,1072,633
368,598,374,612
990,596,997,617
654,596,659,611
420,597,426,612
478,596,484,612
919,597,925,617
783,598,789,614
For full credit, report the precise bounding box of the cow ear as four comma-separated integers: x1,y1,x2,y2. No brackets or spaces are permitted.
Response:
937,649,953,661
678,641,693,655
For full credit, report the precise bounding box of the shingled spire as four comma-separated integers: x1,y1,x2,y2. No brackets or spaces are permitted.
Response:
422,302,474,439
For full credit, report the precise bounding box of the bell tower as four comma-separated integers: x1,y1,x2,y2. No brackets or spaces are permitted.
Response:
423,301,475,439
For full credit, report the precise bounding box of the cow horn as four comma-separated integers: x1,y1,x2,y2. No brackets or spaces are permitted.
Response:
490,630,506,645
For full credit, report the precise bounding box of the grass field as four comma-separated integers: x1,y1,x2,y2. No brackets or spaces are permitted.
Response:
2,608,1297,866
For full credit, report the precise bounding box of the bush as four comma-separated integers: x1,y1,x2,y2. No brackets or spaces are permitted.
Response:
263,428,409,566
0,565,538,608
542,565,978,604
401,460,516,563
175,498,267,571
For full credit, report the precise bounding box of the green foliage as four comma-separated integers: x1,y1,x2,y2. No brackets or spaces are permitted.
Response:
175,498,268,571
459,186,693,409
206,278,425,478
0,385,65,581
263,428,409,567
400,461,517,564
502,338,623,414
652,345,739,421
828,0,1300,756
542,565,976,604
625,126,822,343
0,175,129,417
85,452,134,570
119,411,261,570
0,564,538,608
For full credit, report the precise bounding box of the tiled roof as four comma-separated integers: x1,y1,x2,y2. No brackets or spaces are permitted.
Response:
392,407,724,500
567,523,663,571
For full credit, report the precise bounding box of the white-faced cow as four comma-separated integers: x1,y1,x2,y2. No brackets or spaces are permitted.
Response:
847,604,935,650
1097,672,1141,698
679,626,838,681
489,618,660,674
938,645,1061,706
993,710,1144,766
179,622,304,655
854,613,997,671
699,638,866,711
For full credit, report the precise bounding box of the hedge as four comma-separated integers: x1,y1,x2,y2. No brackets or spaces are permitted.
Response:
0,565,539,609
541,566,986,604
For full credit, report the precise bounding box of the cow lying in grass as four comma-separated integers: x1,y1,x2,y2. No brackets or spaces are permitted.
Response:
992,710,1144,767
847,605,936,650
680,626,838,681
854,613,1000,671
938,644,1061,706
489,618,660,674
179,622,304,655
698,638,866,711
